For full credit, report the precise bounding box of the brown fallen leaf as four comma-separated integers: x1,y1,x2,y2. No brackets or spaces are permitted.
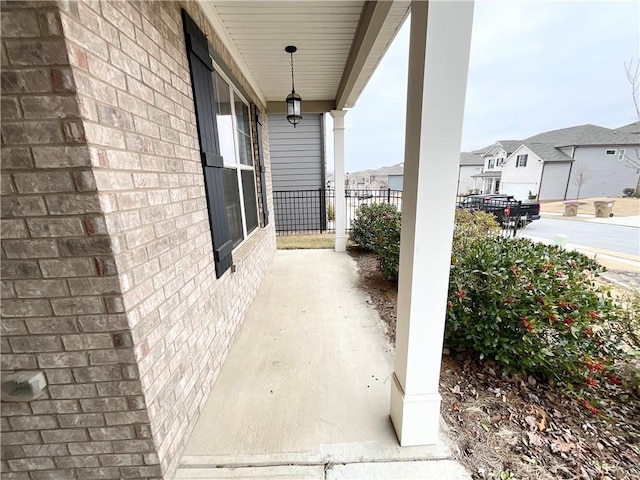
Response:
525,415,537,430
550,439,575,453
527,431,544,447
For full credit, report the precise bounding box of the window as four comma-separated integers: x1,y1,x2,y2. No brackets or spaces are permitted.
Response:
605,149,616,155
516,154,528,167
182,10,263,278
213,70,260,247
496,158,504,166
618,149,626,161
488,159,495,169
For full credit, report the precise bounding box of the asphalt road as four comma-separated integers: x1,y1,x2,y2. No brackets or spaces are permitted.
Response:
520,218,639,257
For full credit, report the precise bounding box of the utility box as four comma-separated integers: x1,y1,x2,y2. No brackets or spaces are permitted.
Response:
594,200,615,218
563,200,580,217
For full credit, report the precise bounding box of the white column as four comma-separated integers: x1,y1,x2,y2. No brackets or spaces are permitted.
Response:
390,0,474,446
331,110,347,252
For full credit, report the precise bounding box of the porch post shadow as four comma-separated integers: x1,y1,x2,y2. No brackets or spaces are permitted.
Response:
331,109,348,252
390,0,474,445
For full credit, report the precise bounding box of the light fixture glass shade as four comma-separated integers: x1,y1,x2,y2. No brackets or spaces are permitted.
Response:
286,91,302,126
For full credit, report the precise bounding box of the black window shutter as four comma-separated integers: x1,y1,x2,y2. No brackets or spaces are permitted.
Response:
182,10,233,278
252,104,269,226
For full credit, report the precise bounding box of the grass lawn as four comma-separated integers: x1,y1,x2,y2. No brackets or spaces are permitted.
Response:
276,233,335,249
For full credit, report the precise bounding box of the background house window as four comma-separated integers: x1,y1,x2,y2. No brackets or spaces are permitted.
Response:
496,158,504,166
488,159,495,169
214,70,260,247
516,154,528,167
618,149,626,161
605,149,616,155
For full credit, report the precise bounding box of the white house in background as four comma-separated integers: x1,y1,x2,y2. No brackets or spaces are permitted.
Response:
471,140,521,194
457,152,483,193
500,123,640,200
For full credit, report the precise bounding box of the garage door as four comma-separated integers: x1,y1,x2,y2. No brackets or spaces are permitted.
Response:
501,182,536,201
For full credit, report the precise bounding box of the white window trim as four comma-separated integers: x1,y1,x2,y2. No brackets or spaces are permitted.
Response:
618,149,626,161
516,154,528,167
211,59,261,252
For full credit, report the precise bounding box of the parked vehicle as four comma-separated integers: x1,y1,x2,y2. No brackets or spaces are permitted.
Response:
457,194,541,226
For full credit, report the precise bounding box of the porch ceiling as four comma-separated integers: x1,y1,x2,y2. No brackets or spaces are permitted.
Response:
198,1,410,111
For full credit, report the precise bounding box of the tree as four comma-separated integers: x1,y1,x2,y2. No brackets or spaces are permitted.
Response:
623,59,640,193
571,164,591,199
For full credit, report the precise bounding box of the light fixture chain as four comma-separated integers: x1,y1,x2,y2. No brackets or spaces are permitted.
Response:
290,52,295,92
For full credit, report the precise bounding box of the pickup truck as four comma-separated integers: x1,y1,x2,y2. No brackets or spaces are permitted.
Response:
457,194,541,226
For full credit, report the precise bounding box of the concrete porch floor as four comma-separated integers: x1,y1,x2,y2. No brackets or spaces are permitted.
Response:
176,250,471,479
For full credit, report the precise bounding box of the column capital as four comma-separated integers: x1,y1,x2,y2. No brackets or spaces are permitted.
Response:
329,109,347,118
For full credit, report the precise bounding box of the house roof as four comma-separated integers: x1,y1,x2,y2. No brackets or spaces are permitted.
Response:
523,123,639,147
471,144,493,155
495,140,523,154
348,162,404,177
615,121,640,134
460,152,484,166
522,143,573,162
202,1,410,110
479,140,522,157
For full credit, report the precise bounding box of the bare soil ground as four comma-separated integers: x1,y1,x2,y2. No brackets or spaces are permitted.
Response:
540,197,640,217
350,249,640,480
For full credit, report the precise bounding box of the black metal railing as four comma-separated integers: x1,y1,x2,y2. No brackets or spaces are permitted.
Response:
273,189,527,236
273,188,403,235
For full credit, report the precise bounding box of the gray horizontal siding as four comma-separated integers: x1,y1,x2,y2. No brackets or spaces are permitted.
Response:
539,162,571,200
268,113,324,192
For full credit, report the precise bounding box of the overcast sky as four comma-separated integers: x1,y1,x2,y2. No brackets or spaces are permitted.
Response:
328,0,640,174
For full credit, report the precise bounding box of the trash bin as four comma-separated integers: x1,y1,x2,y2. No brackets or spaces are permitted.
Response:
594,200,615,218
563,200,580,217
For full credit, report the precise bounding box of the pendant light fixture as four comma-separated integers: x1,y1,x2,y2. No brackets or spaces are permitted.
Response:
285,45,302,127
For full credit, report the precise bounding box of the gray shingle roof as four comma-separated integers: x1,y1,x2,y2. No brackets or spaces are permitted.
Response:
615,121,640,134
471,144,493,155
460,152,484,166
523,143,573,162
523,124,639,147
349,163,404,177
495,140,523,154
479,141,523,156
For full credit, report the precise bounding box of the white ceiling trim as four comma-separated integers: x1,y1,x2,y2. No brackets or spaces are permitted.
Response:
198,1,268,106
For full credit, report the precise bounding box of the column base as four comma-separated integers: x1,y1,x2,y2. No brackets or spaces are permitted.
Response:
389,372,441,446
334,235,347,252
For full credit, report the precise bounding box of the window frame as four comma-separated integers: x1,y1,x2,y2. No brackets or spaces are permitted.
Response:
210,60,261,251
605,149,616,155
516,154,528,167
618,149,626,162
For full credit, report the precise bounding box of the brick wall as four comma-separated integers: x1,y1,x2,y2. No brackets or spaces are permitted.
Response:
2,1,276,479
1,1,160,479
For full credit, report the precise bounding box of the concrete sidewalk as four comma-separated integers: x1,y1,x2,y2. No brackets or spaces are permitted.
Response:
176,250,470,480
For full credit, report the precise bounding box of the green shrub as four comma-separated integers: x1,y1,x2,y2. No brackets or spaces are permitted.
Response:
351,206,628,397
446,235,623,392
350,202,400,251
349,202,401,279
623,187,636,197
453,209,500,245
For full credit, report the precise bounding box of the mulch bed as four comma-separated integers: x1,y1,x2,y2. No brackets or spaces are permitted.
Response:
349,248,640,480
